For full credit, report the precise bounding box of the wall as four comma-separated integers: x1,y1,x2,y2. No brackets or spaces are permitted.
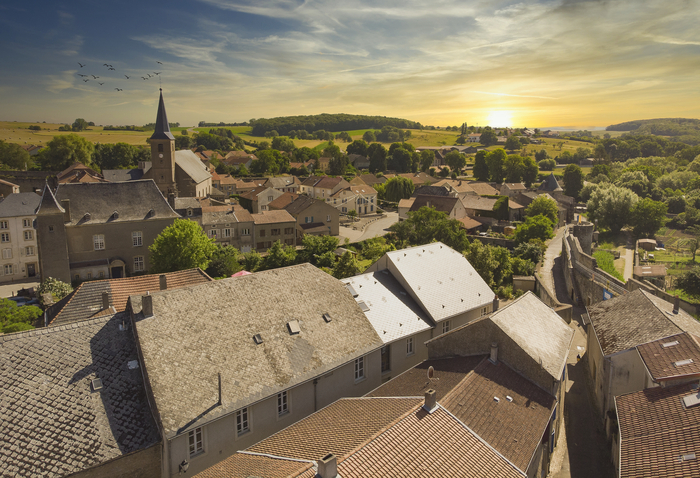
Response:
533,274,572,323
36,212,71,283
73,444,161,478
0,215,38,283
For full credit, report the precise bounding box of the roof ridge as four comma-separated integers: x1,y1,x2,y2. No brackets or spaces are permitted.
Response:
1,313,114,343
237,451,316,465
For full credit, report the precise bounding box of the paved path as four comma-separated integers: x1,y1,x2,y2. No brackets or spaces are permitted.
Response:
0,279,40,299
623,245,635,280
540,226,566,293
338,212,398,244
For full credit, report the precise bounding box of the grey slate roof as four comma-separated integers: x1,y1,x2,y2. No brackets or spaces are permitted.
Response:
409,195,459,214
0,192,41,218
150,89,175,140
411,185,450,197
130,263,383,438
588,289,700,356
102,168,146,182
380,243,494,323
488,291,574,381
0,313,160,477
538,173,563,192
55,180,180,225
174,150,212,184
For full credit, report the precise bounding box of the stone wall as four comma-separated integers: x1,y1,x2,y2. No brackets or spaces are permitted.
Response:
72,443,161,478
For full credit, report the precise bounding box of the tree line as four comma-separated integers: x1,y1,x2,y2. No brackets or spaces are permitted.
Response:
249,113,421,137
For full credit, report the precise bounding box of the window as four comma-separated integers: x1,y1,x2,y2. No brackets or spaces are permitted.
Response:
23,219,32,228
2,249,11,259
1,233,9,243
259,229,266,237
261,205,267,211
224,228,231,237
208,229,218,238
74,274,80,281
284,227,293,234
132,231,143,247
4,264,12,275
158,143,164,153
406,337,414,356
24,230,33,240
242,228,250,236
99,271,104,278
305,216,314,224
188,427,203,457
187,209,193,217
481,306,488,316
236,408,249,436
268,196,273,201
271,228,280,236
87,272,92,279
48,225,54,232
381,345,391,373
327,215,331,222
277,391,289,416
442,320,451,334
93,234,105,250
354,356,365,381
134,256,144,272
25,246,34,256
0,221,7,229
371,205,374,212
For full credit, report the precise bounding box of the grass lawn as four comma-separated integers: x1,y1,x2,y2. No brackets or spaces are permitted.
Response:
594,250,625,282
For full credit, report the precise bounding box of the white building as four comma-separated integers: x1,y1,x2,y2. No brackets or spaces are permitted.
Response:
0,193,41,283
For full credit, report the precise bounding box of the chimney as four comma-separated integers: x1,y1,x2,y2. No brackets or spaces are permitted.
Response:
61,199,70,222
674,296,680,315
159,274,167,291
317,454,338,478
493,296,500,312
142,293,153,317
423,389,437,413
102,291,110,310
490,343,499,363
167,192,175,209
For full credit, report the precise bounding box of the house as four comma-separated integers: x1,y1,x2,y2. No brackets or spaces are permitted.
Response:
457,216,484,234
468,181,500,196
238,185,285,213
265,176,301,194
461,195,500,217
384,172,437,187
103,161,151,182
358,173,386,187
141,90,213,198
615,382,700,477
300,176,350,199
0,313,161,478
397,197,415,221
35,180,180,283
346,184,378,215
45,268,212,327
267,192,299,210
347,153,370,169
212,174,239,196
409,194,466,219
0,192,41,282
20,144,43,156
202,204,256,251
509,199,526,222
538,173,563,193
57,162,106,184
0,178,20,197
500,182,527,198
223,150,256,170
274,195,339,237
128,264,385,477
251,209,297,250
433,179,479,198
585,290,700,435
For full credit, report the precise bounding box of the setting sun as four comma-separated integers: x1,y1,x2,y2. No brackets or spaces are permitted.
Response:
487,110,513,128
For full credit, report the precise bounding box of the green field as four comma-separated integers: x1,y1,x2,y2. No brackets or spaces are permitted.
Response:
0,121,154,146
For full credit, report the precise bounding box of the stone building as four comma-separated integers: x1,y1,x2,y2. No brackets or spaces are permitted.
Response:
0,192,41,282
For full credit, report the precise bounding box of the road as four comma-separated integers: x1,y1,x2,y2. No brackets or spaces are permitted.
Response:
338,212,398,244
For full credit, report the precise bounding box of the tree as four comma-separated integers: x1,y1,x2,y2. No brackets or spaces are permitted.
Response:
563,164,585,200
363,130,376,142
513,240,545,264
242,251,262,272
419,150,434,172
261,240,297,270
149,219,217,273
675,267,700,296
0,299,42,333
332,251,362,279
368,143,387,173
479,127,498,146
0,140,33,169
36,277,73,306
513,215,554,244
586,183,639,234
503,155,524,183
538,159,556,171
346,139,368,156
205,245,242,278
328,155,348,175
445,151,466,173
93,143,143,171
525,195,559,224
680,225,700,262
522,157,539,187
630,198,667,238
301,235,340,265
389,147,412,173
71,118,90,132
388,207,469,253
505,136,521,151
486,149,506,183
464,240,498,287
347,210,358,222
384,176,415,202
37,134,95,170
535,149,549,161
473,150,489,181
175,135,192,150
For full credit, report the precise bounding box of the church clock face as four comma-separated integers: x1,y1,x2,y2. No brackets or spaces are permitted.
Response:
159,153,164,158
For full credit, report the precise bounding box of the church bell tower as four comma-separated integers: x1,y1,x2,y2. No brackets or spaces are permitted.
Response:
149,89,177,197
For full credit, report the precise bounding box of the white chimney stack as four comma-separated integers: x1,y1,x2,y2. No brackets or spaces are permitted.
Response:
317,454,338,478
490,342,499,363
423,389,437,413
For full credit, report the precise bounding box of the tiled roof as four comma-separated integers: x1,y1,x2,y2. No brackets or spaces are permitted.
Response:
412,185,450,197
268,192,299,210
637,332,700,381
350,185,376,195
538,173,562,192
359,174,386,186
338,406,524,478
0,313,160,477
131,264,384,438
266,176,300,189
441,359,555,471
503,182,526,190
252,209,296,224
367,355,487,401
48,268,212,326
342,270,433,344
193,452,315,478
409,195,459,214
56,162,103,182
232,204,254,222
380,242,494,322
102,168,146,182
588,289,700,356
468,182,500,196
461,195,499,211
398,197,415,209
54,180,179,225
281,195,332,217
175,150,212,184
249,397,421,460
458,216,483,230
617,382,700,478
239,185,269,200
487,292,573,381
433,179,476,194
0,192,41,217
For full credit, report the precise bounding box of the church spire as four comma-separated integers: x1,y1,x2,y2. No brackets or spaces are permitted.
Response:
150,88,175,140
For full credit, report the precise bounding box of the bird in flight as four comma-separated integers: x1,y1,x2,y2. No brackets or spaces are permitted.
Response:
78,74,87,77
124,75,130,79
154,71,161,75
147,73,152,77
156,61,163,64
91,75,99,79
103,63,113,67
108,67,115,70
115,88,123,91
83,79,89,82
98,82,104,85
142,76,148,80
78,62,85,68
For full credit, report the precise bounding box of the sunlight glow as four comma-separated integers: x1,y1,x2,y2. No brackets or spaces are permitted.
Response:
487,110,513,128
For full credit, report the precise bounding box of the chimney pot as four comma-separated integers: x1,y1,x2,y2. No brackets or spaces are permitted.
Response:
159,274,167,291
493,296,500,312
490,342,499,363
423,389,437,413
101,291,110,310
142,294,153,317
317,454,338,478
673,295,680,314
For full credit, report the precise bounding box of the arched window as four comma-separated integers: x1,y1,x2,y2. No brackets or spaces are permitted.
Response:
158,144,163,153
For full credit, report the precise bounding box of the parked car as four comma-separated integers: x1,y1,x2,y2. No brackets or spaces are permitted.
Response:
6,297,39,307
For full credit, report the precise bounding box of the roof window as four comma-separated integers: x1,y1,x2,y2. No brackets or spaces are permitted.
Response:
253,333,263,344
675,359,694,367
91,378,103,392
345,283,358,298
357,301,370,312
287,320,301,335
662,340,680,348
322,313,332,323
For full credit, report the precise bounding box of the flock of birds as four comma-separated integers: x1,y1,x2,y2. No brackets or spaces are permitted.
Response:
76,61,163,91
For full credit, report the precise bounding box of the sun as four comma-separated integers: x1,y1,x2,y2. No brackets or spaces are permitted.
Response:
487,110,513,128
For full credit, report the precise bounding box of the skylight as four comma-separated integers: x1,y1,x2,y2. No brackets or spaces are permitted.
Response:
662,340,680,348
675,359,694,367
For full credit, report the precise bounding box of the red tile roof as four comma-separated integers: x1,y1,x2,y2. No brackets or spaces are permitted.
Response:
637,332,700,381
193,452,315,478
268,192,299,210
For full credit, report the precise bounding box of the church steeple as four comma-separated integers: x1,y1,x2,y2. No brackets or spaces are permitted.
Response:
150,88,175,140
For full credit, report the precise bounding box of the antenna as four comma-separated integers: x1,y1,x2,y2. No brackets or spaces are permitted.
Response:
426,366,439,387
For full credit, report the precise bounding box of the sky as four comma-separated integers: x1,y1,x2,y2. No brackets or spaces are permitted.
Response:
1,0,699,129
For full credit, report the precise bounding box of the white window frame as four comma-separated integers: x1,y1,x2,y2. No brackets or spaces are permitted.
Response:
2,249,11,259
1,233,9,243
277,391,289,417
354,356,365,381
23,219,32,228
133,256,144,272
236,408,250,436
442,320,451,334
93,234,105,250
23,230,33,241
209,229,218,238
0,221,7,229
132,231,143,247
4,264,12,275
406,337,414,356
188,427,204,457
224,228,231,238
242,228,250,236
327,215,331,222
25,246,35,256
